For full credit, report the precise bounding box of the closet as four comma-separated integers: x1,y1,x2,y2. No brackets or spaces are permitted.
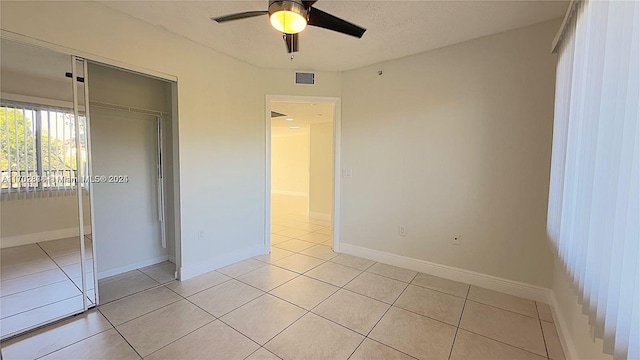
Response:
0,38,179,340
88,63,177,283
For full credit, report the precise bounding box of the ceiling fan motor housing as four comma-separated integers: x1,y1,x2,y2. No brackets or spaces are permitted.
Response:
212,0,365,54
269,0,309,21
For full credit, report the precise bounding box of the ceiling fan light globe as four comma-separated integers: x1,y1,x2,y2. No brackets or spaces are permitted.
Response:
270,10,307,34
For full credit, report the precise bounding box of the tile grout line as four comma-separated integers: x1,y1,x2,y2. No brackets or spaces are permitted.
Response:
98,281,164,307
0,292,87,323
222,252,376,357
107,286,185,328
253,276,355,355
536,302,552,359
215,292,307,352
162,273,233,299
256,256,326,275
177,258,328,353
120,274,255,358
406,281,468,299
462,298,542,320
35,242,82,293
242,346,282,360
0,269,75,298
142,314,217,359
179,247,544,359
346,271,420,360
39,239,95,280
1,308,109,352
95,308,145,360
1,244,90,328
259,256,455,336
457,328,553,359
31,325,114,360
447,284,471,360
88,269,182,358
233,271,305,295
1,262,166,350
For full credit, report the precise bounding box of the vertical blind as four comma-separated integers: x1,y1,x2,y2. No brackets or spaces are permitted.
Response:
548,1,639,359
1,102,80,195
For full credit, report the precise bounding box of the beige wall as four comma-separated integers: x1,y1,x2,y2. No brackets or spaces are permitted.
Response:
271,130,310,196
1,1,565,288
340,20,560,287
0,39,72,103
0,0,266,275
0,1,344,277
1,194,79,238
262,69,342,98
309,122,334,218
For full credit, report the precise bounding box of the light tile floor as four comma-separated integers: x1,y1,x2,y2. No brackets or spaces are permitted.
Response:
0,196,566,359
0,236,96,339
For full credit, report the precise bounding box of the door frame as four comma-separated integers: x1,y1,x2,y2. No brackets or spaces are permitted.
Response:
265,95,342,253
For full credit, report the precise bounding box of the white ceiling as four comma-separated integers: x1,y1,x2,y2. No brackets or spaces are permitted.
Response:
271,101,334,126
270,101,334,135
100,1,568,72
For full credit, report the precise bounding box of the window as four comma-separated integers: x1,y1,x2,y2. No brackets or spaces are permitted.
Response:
548,1,639,358
1,102,85,192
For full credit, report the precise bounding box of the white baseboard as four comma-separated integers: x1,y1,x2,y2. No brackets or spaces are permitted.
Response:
1,228,84,249
271,190,308,197
309,212,331,221
339,243,552,303
549,291,579,360
179,244,264,281
97,255,169,279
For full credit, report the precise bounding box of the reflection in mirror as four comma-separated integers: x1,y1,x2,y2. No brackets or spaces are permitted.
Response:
0,39,87,339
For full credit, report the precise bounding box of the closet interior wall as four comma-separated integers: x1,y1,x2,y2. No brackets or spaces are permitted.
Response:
87,62,176,279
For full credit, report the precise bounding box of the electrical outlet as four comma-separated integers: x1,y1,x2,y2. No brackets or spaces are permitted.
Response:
453,234,461,245
399,226,407,237
342,168,353,179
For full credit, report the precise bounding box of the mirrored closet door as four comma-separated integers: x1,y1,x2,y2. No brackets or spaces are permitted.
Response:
0,38,97,340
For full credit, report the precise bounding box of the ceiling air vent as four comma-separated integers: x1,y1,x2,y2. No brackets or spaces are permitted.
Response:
295,72,315,85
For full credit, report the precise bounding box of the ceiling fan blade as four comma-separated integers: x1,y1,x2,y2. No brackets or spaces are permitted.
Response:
271,111,287,118
211,11,268,23
302,1,318,8
284,33,299,53
307,7,366,38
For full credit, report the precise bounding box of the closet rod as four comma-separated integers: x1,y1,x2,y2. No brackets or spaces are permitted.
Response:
89,100,169,117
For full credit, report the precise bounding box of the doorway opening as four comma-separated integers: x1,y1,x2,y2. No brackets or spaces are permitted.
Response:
266,96,341,259
88,62,181,304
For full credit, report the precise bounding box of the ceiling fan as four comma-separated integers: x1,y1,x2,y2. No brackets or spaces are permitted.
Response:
211,0,366,53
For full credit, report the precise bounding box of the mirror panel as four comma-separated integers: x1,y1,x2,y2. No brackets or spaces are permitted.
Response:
0,39,89,339
74,57,97,305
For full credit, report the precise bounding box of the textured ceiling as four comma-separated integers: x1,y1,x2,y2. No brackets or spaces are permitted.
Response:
271,101,334,128
271,101,334,136
100,1,568,71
